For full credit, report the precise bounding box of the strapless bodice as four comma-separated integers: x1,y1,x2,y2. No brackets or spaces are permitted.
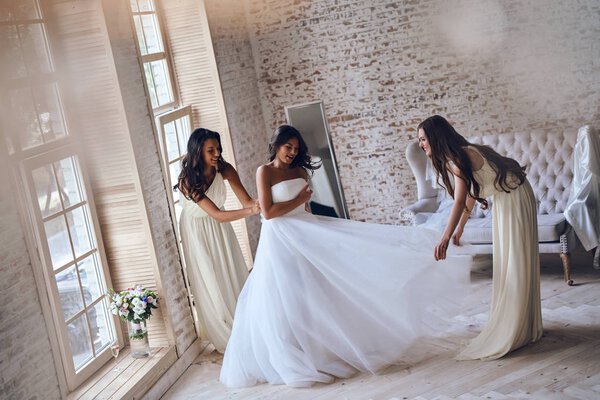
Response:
269,178,307,216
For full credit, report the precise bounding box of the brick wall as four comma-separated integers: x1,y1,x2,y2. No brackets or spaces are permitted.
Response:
204,0,267,252
234,0,600,223
0,167,62,398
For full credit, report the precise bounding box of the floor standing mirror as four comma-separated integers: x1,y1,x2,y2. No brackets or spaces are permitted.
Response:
285,101,349,219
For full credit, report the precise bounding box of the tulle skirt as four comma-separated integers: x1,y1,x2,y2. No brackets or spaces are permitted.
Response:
220,212,471,388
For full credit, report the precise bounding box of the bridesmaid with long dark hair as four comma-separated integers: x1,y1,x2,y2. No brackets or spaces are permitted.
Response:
174,128,260,353
417,115,542,360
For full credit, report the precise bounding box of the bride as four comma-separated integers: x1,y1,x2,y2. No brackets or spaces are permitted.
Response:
220,125,471,388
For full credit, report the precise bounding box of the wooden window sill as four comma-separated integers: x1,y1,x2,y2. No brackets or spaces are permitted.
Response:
68,346,177,400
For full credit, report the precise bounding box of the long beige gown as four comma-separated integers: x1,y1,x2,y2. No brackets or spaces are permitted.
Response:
179,172,249,353
456,148,543,360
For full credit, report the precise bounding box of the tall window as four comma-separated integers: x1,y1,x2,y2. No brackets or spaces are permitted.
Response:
0,0,118,390
129,0,176,112
157,105,192,225
128,0,253,313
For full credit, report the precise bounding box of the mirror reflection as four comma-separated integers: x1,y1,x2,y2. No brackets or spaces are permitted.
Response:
285,101,349,219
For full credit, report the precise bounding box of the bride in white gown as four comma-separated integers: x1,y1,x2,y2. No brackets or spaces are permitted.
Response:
220,125,472,388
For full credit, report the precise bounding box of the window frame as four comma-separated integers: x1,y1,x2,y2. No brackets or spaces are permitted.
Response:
19,145,122,390
1,0,122,391
129,0,179,114
156,105,192,231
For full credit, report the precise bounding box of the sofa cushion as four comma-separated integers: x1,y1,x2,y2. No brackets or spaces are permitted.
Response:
461,218,494,243
461,214,568,244
537,214,568,242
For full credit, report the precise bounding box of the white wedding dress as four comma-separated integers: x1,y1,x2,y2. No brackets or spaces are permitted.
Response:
220,178,471,388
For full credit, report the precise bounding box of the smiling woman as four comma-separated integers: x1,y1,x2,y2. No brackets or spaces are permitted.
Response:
173,128,260,353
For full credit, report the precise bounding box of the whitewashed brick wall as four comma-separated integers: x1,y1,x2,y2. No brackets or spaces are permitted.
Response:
234,0,600,224
0,169,61,398
205,0,267,252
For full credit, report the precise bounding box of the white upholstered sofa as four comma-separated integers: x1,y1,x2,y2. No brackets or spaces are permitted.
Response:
401,130,579,285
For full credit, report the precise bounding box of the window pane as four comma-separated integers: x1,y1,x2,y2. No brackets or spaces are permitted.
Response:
34,83,67,144
44,215,73,269
133,15,147,55
67,314,93,371
66,206,93,258
140,14,162,54
90,299,112,355
174,201,182,223
18,23,51,76
169,161,181,189
164,121,179,161
78,253,102,302
176,116,191,155
15,0,40,20
0,25,27,79
56,265,84,321
138,0,154,12
32,164,61,218
54,156,82,208
129,0,139,13
143,62,158,108
149,59,173,107
5,86,43,150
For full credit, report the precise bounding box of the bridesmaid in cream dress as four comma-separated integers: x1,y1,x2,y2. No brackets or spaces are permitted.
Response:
417,115,543,360
175,128,260,353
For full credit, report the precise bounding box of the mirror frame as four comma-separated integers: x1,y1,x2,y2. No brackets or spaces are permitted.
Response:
284,100,349,219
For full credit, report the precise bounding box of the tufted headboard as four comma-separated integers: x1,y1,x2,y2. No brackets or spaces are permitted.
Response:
469,131,577,215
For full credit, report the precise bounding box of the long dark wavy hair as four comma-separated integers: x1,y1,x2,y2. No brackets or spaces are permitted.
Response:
173,128,227,202
418,115,526,209
268,125,321,173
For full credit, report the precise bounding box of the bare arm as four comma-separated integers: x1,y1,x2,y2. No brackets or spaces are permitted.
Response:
435,165,470,261
196,196,258,223
221,163,256,208
452,195,476,245
257,166,312,220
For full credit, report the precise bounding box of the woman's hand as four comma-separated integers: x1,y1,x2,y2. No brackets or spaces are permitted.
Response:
452,227,463,246
249,199,261,215
297,184,312,203
434,237,450,261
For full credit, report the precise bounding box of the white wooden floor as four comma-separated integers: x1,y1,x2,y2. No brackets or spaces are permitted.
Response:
161,249,600,400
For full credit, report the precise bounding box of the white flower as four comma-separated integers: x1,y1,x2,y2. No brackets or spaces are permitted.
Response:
108,286,157,322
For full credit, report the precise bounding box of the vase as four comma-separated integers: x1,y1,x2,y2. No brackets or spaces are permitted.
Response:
127,320,150,358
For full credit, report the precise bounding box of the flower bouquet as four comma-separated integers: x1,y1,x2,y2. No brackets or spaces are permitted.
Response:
108,285,158,358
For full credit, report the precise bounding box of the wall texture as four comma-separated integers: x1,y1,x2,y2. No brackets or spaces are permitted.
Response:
239,0,600,223
204,0,267,252
0,167,62,400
